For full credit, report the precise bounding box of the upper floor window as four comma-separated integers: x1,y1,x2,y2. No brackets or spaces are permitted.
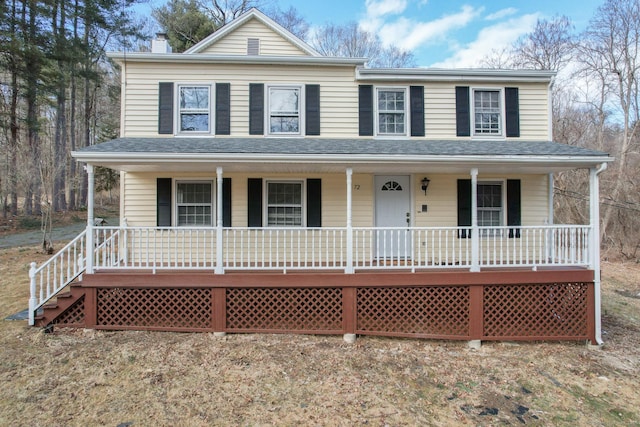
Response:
176,181,213,226
268,86,301,135
377,88,407,136
473,89,502,136
179,85,211,133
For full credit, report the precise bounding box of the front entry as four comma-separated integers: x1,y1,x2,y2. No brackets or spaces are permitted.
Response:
375,175,411,259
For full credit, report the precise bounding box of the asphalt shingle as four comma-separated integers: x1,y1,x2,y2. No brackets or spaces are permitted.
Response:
78,138,609,158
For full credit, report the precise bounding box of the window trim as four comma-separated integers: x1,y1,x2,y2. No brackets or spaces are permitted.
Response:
471,87,505,138
175,83,213,136
174,179,214,227
264,179,306,227
375,86,409,137
265,84,304,136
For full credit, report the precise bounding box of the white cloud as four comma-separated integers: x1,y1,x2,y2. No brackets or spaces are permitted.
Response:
362,5,482,51
430,13,540,68
485,7,518,21
365,0,408,18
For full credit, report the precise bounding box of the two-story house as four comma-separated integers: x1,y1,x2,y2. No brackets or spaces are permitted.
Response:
30,8,612,345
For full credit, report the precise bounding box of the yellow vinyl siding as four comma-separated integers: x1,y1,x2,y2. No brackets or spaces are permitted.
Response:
122,63,358,138
412,174,549,228
122,61,551,140
424,84,457,139
517,83,550,140
122,172,157,226
197,19,307,56
123,172,377,228
123,172,548,228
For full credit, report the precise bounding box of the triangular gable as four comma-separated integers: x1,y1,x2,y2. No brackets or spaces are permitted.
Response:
184,8,320,57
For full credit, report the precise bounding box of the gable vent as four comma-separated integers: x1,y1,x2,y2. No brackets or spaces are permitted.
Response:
247,38,260,55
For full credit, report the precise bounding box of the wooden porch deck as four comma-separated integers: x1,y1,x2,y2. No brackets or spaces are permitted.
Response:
41,267,596,344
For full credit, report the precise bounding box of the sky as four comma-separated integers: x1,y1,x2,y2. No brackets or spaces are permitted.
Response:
139,0,606,68
273,0,604,67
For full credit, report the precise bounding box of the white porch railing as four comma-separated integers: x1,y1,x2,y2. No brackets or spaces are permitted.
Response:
222,227,346,271
478,225,591,268
28,224,593,323
28,230,87,325
83,224,591,272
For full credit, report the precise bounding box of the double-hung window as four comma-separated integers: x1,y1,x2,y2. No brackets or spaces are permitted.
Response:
477,182,503,235
178,85,211,133
377,88,407,136
267,181,303,226
473,89,502,136
176,181,213,226
268,86,301,135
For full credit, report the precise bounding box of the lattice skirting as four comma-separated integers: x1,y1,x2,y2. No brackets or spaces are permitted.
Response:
483,283,589,338
226,288,343,333
97,288,212,330
66,280,594,341
357,286,470,338
53,296,85,327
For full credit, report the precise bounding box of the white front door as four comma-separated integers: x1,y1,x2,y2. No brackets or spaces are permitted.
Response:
375,175,411,259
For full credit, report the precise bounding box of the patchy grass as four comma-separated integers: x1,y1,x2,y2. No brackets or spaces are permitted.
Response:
1,248,639,426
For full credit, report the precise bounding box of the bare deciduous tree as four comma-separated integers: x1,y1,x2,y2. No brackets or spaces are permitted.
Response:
578,0,640,253
310,22,415,68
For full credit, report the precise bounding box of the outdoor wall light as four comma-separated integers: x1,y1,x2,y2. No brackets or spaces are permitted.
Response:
421,177,430,195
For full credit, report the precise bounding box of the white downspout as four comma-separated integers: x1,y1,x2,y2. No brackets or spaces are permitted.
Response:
591,162,607,345
120,60,126,137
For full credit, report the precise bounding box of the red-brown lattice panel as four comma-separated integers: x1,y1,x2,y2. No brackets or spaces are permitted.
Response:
357,286,470,337
53,296,85,326
226,287,342,332
483,283,589,338
96,288,212,330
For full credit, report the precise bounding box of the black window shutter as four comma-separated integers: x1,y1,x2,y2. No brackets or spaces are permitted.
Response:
222,177,232,227
410,85,425,137
358,85,374,136
247,178,262,227
306,179,321,227
455,86,470,137
157,178,172,226
505,87,520,137
457,179,471,238
305,84,320,136
216,83,231,135
507,179,521,238
158,82,174,135
249,83,264,135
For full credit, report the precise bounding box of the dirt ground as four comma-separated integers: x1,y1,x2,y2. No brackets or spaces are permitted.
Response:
0,243,639,426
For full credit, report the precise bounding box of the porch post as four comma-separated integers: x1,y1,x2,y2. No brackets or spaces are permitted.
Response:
215,167,224,274
345,168,354,274
548,173,554,225
470,168,480,272
86,164,95,274
590,163,607,345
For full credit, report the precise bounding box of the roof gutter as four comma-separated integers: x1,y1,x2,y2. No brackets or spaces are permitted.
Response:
72,151,613,166
356,67,556,83
107,52,367,67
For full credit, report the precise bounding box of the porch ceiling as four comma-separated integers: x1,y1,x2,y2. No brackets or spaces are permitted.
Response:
72,137,612,174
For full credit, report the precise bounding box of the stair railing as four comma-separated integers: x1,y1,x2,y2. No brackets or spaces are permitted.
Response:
28,230,87,326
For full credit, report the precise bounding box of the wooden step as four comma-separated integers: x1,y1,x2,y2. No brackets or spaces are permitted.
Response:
35,287,86,329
